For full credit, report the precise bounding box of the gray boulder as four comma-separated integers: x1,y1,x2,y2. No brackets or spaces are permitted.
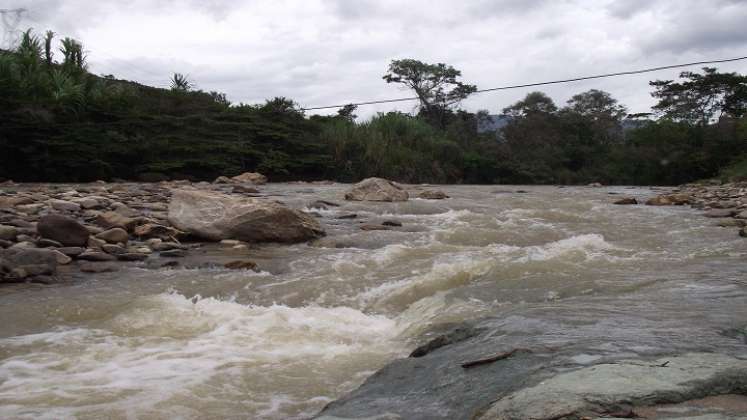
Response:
37,214,90,247
345,177,409,202
168,189,324,243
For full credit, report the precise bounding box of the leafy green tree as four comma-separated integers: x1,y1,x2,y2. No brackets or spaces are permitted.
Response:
337,104,358,121
564,89,627,121
383,59,476,127
502,91,557,117
650,67,747,125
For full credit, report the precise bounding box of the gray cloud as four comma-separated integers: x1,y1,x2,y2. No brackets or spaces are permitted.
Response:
6,0,747,118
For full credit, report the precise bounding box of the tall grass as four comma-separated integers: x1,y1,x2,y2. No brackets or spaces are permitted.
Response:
319,112,464,183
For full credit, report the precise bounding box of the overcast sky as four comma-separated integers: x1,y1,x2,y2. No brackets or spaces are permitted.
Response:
7,0,747,118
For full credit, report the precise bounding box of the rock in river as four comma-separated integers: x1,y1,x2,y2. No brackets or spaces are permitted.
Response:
168,189,325,243
345,177,409,202
37,214,90,247
0,248,58,281
418,190,449,200
613,197,637,205
231,172,267,184
645,193,692,206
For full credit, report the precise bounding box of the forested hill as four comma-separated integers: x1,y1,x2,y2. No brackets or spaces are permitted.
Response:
1,30,746,185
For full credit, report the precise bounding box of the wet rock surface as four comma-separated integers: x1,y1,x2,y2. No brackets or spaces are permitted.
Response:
345,177,409,202
168,188,325,243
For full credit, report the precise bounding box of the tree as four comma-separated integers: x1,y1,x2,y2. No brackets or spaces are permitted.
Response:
561,89,627,146
564,89,627,121
170,72,192,91
650,67,747,125
502,91,557,118
382,59,476,127
337,103,358,121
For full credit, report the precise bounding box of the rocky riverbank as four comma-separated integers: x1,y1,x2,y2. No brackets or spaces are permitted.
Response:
614,181,747,238
0,175,448,285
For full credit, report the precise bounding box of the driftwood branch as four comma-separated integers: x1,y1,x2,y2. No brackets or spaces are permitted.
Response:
460,348,531,369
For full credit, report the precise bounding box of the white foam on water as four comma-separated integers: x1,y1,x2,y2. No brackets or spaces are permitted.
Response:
0,292,406,419
517,233,617,262
356,234,624,311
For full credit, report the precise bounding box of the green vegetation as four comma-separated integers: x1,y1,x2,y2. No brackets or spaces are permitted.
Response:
1,30,745,185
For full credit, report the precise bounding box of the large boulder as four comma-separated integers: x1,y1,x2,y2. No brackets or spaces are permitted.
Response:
231,172,268,185
168,189,324,243
37,214,90,246
345,178,409,202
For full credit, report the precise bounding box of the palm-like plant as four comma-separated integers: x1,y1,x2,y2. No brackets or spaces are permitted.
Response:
15,29,48,101
60,37,86,71
170,72,192,91
44,30,55,66
50,68,84,110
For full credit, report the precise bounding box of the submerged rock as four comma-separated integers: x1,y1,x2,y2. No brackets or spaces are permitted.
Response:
645,193,692,206
224,260,258,270
345,177,409,202
168,189,324,243
418,190,449,200
613,197,638,205
703,208,738,218
37,214,90,247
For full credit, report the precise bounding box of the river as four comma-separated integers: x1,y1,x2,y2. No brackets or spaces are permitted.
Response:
1,184,746,419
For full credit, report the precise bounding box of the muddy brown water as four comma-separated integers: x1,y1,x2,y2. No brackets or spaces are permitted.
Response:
1,184,746,419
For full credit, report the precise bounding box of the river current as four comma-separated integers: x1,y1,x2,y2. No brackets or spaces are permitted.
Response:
1,184,746,419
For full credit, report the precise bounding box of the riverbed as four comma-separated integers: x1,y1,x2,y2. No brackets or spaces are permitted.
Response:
1,184,746,419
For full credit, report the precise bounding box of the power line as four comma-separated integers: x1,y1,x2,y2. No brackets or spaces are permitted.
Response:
300,55,747,111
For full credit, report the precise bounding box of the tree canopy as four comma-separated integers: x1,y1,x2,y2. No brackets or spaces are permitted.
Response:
383,59,477,126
